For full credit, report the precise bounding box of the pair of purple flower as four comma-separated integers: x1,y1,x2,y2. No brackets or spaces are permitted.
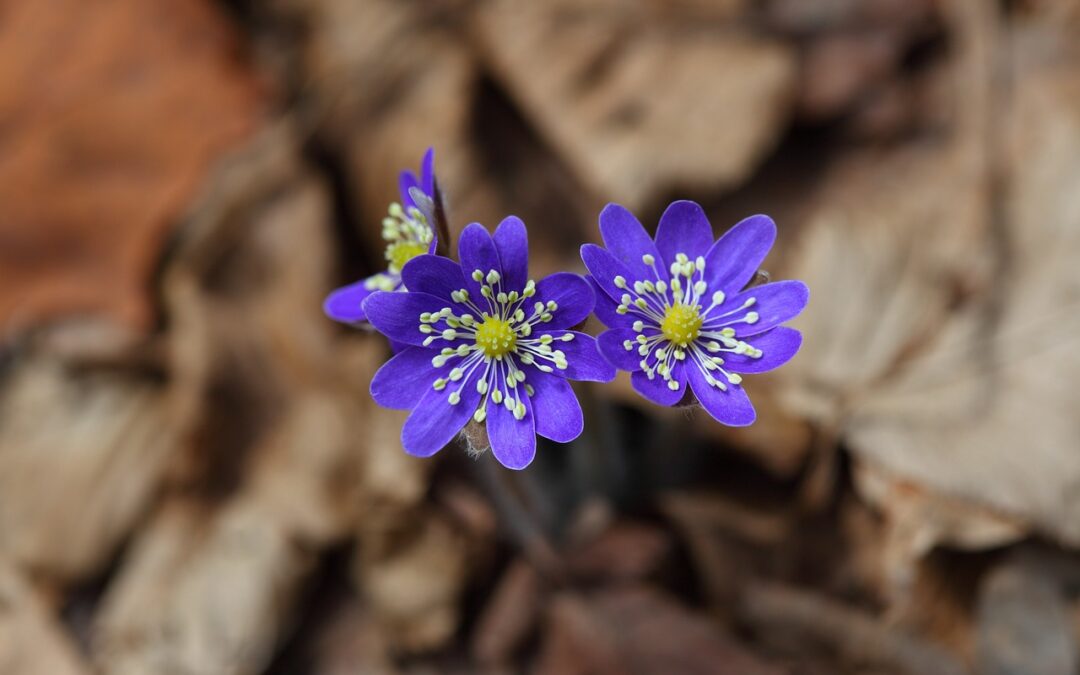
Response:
325,150,808,470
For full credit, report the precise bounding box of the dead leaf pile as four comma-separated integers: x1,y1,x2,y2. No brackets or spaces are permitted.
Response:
2,1,1080,674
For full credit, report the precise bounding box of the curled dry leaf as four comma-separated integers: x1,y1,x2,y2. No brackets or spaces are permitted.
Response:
245,389,361,546
161,119,344,504
355,512,468,653
976,556,1078,675
536,587,787,675
765,0,938,34
778,6,1080,573
338,339,430,527
164,123,338,429
0,0,263,336
471,559,543,666
92,119,373,675
843,20,1080,545
659,490,794,609
564,521,672,585
337,339,464,654
0,355,179,582
93,392,361,675
778,142,987,425
472,0,796,209
311,603,399,675
276,0,490,250
93,499,315,675
853,461,1025,603
0,561,89,675
739,581,967,675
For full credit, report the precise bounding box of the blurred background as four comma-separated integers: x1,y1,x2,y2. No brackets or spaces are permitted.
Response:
1,0,1078,673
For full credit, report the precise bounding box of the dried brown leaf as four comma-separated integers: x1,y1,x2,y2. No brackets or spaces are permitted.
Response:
0,356,179,581
739,581,967,675
311,603,399,675
94,499,314,675
94,390,363,674
0,0,264,334
776,5,1080,577
853,462,1025,598
471,559,542,665
976,558,1078,675
839,20,1080,545
565,521,671,585
0,561,90,675
277,0,492,245
92,120,368,675
536,587,787,675
473,0,796,209
355,512,468,653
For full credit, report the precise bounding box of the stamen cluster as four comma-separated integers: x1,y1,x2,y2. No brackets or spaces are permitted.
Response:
613,251,762,393
419,269,574,423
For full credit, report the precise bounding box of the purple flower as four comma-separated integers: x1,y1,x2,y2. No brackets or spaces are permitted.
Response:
582,201,808,426
323,148,438,325
363,217,615,469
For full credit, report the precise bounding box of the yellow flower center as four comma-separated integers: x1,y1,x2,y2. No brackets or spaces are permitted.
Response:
475,315,517,358
660,303,703,346
386,241,428,273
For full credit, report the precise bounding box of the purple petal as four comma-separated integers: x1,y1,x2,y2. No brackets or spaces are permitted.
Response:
598,203,667,281
631,366,687,407
596,328,646,372
399,170,421,209
535,272,594,330
458,223,502,301
529,374,583,444
493,216,529,293
686,363,756,426
655,200,714,264
540,331,616,382
703,214,777,295
401,254,467,301
581,243,636,305
363,291,455,347
487,388,536,470
371,346,448,409
587,276,635,330
721,327,802,374
420,147,435,196
401,378,481,457
709,280,809,337
324,277,388,324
